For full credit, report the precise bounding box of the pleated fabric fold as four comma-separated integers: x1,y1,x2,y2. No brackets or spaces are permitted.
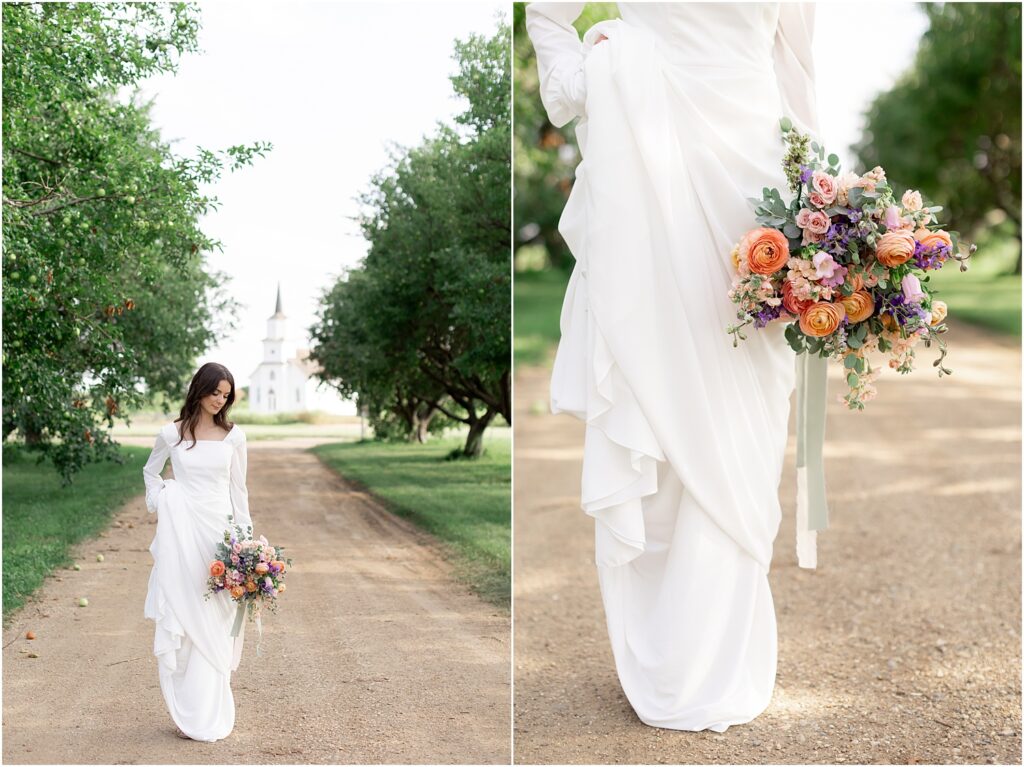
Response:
548,13,799,731
144,478,242,741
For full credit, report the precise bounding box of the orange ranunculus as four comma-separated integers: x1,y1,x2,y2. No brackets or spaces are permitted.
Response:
271,560,286,573
781,280,813,316
230,585,245,599
210,561,226,578
930,300,948,326
255,562,270,575
915,228,952,251
245,580,258,593
740,227,790,275
840,290,875,323
875,230,916,267
799,301,846,337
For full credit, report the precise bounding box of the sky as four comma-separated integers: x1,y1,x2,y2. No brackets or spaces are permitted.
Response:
137,1,928,388
814,3,930,168
137,1,505,386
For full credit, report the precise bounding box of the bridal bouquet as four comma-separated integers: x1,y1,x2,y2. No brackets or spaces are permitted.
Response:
207,524,291,637
726,117,975,409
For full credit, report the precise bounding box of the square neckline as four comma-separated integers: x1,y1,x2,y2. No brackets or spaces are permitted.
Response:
174,422,235,443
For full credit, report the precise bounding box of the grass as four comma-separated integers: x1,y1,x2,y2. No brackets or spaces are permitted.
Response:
514,268,572,367
312,429,511,609
925,230,1021,336
2,444,151,619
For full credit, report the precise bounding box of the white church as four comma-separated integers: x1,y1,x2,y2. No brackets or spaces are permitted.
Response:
247,284,358,416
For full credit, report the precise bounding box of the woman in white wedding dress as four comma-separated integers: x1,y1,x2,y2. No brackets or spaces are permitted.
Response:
525,2,822,732
142,362,253,741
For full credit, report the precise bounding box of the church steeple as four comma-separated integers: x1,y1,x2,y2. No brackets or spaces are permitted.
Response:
272,282,284,315
272,281,285,319
263,283,287,363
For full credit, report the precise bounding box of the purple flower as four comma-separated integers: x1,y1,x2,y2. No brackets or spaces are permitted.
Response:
753,303,783,328
799,164,813,184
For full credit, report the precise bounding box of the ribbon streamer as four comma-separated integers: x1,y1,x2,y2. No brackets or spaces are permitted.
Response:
795,349,830,568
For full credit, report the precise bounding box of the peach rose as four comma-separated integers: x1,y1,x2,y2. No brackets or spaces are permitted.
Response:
915,228,952,251
730,243,741,272
782,280,813,316
840,290,875,323
930,300,948,326
245,580,258,593
277,583,287,594
901,189,923,212
847,269,865,292
875,230,916,267
810,170,838,205
271,560,287,573
210,561,226,578
255,562,270,575
879,312,899,332
799,301,846,337
740,227,790,275
230,585,245,599
836,171,860,206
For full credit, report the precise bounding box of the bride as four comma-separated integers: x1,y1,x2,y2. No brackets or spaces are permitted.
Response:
142,362,253,741
525,2,821,731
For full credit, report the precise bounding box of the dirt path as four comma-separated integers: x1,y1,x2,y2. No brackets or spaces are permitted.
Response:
3,439,510,764
513,322,1021,765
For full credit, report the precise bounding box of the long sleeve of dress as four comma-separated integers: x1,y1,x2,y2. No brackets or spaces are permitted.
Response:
525,2,588,127
142,430,170,513
229,429,253,531
773,3,821,143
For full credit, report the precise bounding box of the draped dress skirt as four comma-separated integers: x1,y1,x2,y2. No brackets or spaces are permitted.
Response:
548,7,801,732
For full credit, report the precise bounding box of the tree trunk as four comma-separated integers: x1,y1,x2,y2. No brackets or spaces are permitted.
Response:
462,408,496,458
412,407,435,443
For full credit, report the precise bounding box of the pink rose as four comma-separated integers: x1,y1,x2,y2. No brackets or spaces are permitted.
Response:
795,208,813,228
230,553,240,565
811,170,838,205
901,273,925,303
805,211,830,235
808,191,828,208
231,542,242,554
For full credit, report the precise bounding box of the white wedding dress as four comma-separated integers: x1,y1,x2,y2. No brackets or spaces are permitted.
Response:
142,420,253,741
526,2,821,732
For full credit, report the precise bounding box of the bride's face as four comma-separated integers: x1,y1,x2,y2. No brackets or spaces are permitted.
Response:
202,379,232,416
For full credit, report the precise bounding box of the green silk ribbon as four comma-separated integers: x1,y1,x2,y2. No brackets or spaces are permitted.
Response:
795,350,830,568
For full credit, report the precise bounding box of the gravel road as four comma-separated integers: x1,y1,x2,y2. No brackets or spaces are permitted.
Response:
3,439,511,764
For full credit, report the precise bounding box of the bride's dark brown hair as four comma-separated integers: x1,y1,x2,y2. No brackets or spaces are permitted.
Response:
173,362,236,450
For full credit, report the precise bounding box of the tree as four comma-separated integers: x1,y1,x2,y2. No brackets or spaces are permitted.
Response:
853,3,1021,271
310,19,511,458
2,2,270,483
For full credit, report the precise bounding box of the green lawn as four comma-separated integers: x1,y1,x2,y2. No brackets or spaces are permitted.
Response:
2,444,151,619
514,268,571,367
312,429,511,608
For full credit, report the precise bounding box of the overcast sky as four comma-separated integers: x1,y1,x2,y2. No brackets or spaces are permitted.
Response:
138,1,505,385
137,1,927,388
